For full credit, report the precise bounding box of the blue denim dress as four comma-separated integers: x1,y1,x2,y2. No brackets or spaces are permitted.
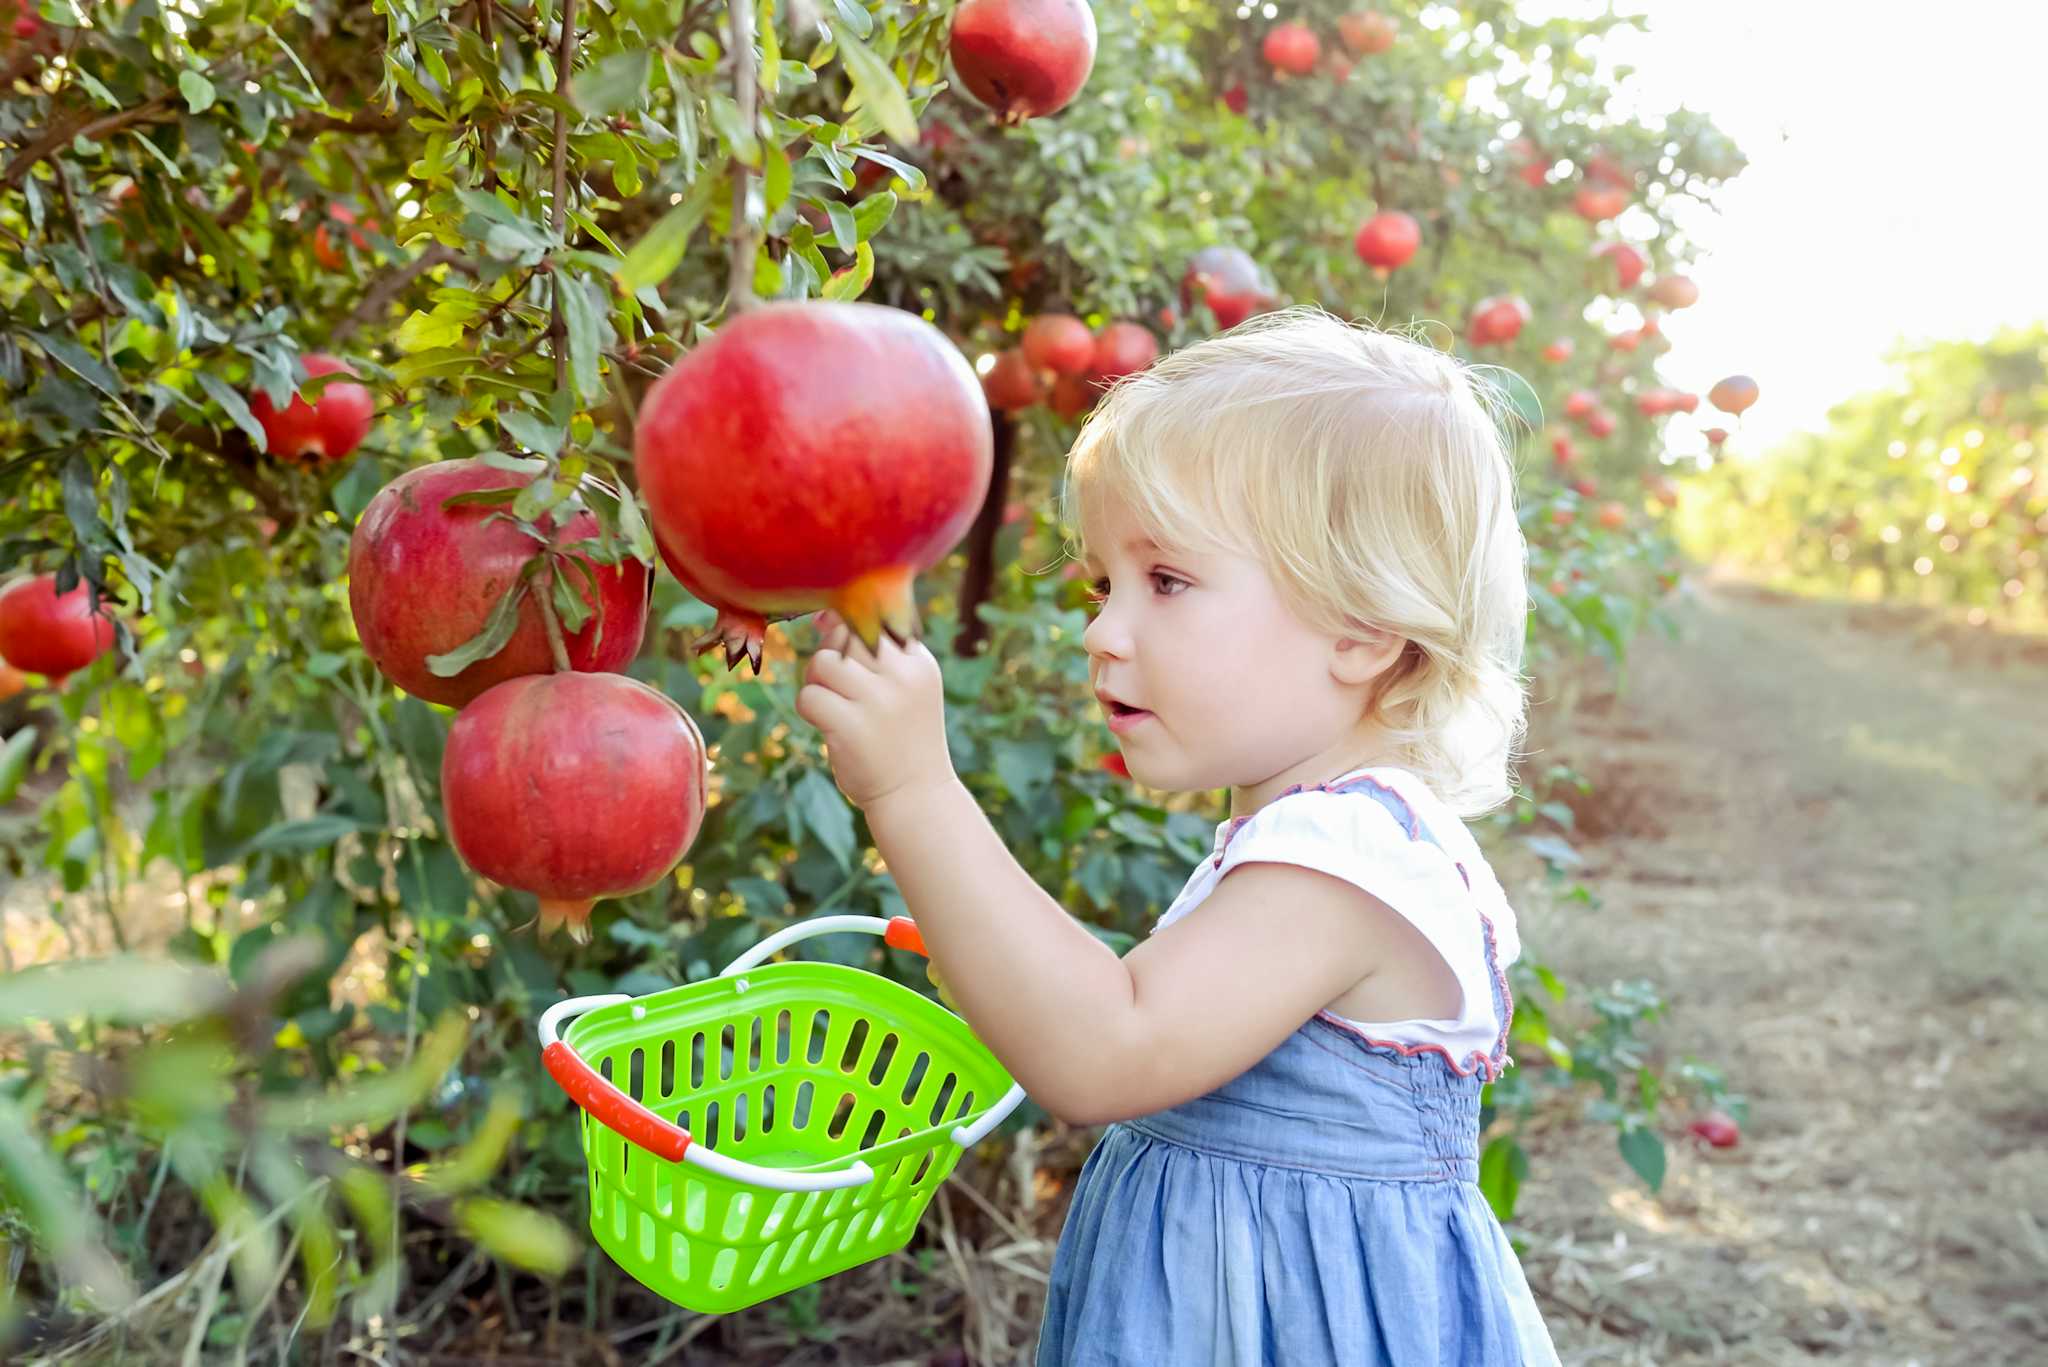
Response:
1035,778,1560,1366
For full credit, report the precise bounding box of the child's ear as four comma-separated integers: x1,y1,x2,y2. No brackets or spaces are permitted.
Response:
1331,627,1408,687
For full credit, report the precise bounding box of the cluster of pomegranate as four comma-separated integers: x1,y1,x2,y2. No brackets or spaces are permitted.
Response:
0,574,117,695
982,313,1160,419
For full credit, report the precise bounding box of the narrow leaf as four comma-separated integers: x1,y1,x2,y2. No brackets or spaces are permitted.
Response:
425,578,529,678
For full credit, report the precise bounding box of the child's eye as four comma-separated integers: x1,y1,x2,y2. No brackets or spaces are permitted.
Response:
1084,573,1186,605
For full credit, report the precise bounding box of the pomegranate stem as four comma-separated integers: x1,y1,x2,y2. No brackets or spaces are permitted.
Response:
536,558,573,673
724,0,761,316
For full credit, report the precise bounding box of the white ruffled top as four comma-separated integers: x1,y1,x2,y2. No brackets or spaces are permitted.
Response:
1153,766,1520,1079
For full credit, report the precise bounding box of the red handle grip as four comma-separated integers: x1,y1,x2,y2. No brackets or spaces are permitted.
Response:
542,1040,692,1162
884,915,928,957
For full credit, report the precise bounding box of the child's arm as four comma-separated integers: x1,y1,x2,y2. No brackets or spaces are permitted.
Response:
793,615,1442,1126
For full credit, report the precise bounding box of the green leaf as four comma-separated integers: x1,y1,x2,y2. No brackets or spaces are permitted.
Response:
573,47,653,116
264,1013,468,1134
1477,1136,1529,1223
851,189,897,240
559,274,602,403
992,738,1055,802
28,331,119,398
792,769,857,872
761,139,793,214
0,955,229,1029
821,239,873,301
824,201,858,253
246,815,372,855
615,177,716,291
501,409,567,456
454,1197,579,1276
837,32,917,146
396,308,467,353
178,69,217,114
0,728,34,803
1617,1124,1666,1193
0,1097,134,1308
196,372,266,449
426,578,530,678
705,92,761,166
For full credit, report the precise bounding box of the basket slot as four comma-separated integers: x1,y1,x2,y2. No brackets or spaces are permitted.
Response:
721,1191,753,1242
954,1089,977,1123
628,1048,645,1102
704,1100,721,1150
900,1052,930,1106
748,1015,765,1072
827,1092,858,1141
838,1017,870,1074
777,1227,814,1276
858,1110,887,1151
719,1023,737,1081
792,1080,815,1129
867,1032,899,1087
660,1039,676,1098
806,1010,830,1064
928,1073,957,1127
774,1010,793,1064
732,1091,749,1142
912,1150,935,1186
759,1083,776,1133
599,1055,613,1083
690,1032,707,1089
710,1247,738,1292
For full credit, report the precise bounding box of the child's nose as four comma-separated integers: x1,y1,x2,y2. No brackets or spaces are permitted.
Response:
1081,601,1131,660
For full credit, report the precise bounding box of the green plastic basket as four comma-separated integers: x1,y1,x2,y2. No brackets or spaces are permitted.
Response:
540,915,1025,1313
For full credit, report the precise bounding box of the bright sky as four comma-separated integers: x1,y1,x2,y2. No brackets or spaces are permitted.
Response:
1554,0,2048,457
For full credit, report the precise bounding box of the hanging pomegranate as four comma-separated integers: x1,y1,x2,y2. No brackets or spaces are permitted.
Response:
1353,211,1422,275
1467,295,1530,347
1262,22,1322,75
251,354,375,461
347,459,650,708
1647,275,1700,309
982,348,1043,412
1338,11,1397,55
948,0,1098,123
1022,313,1096,376
1591,240,1646,292
0,574,117,680
635,301,993,665
1573,185,1629,222
441,672,708,942
1709,374,1759,415
1087,322,1161,387
1541,338,1575,364
1180,246,1273,330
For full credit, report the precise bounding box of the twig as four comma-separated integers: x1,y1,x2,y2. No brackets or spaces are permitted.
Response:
3,93,180,192
724,0,761,315
536,560,573,671
329,245,464,346
546,0,581,406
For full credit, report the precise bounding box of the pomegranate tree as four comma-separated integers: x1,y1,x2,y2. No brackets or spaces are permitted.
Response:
634,300,993,665
251,354,374,461
0,574,116,680
441,672,708,941
347,459,650,707
1180,246,1272,330
1353,210,1421,274
948,0,1097,123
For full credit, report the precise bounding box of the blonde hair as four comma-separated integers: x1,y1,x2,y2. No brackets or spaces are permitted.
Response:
1059,306,1531,817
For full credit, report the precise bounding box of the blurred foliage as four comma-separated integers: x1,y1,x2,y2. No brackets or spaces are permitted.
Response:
1679,327,2048,624
0,0,1747,1351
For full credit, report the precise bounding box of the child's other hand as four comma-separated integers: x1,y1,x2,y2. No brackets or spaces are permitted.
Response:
794,610,956,812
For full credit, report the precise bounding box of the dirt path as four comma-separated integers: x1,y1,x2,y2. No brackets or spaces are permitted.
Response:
1507,575,2048,1365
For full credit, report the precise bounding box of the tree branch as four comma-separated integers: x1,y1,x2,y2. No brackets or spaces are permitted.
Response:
546,0,581,405
329,245,464,346
725,0,761,314
3,94,179,192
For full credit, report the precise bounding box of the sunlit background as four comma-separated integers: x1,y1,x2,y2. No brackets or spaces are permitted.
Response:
1576,0,2048,456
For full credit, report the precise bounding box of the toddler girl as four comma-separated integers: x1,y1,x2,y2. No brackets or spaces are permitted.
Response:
796,307,1559,1365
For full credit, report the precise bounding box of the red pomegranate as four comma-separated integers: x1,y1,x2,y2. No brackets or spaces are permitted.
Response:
1354,211,1421,274
1541,338,1575,364
252,354,374,461
1585,408,1618,439
1597,501,1627,529
0,574,117,679
1591,240,1645,292
1022,313,1095,375
1087,322,1159,386
1672,391,1699,414
1573,185,1629,222
1550,433,1578,466
1338,11,1397,55
1608,330,1640,353
1049,372,1096,420
347,459,650,707
1099,751,1131,779
1582,148,1631,189
1220,83,1248,115
1574,477,1600,499
1563,389,1597,420
312,204,374,271
635,301,993,663
1262,22,1321,76
441,672,708,941
949,0,1098,123
1647,275,1700,309
1467,295,1529,347
1181,246,1272,330
1709,374,1759,415
1687,1109,1741,1148
7,0,39,41
1703,426,1730,447
1636,389,1677,417
982,348,1043,412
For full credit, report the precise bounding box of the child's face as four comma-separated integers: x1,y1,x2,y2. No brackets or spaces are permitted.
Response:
1079,491,1392,811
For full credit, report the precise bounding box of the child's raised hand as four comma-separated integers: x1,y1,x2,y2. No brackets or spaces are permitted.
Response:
794,611,956,812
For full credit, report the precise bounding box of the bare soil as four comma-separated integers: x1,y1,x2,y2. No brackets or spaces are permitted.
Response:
1506,572,2048,1366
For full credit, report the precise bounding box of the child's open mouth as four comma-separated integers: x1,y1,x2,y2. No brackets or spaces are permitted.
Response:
1105,701,1154,733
